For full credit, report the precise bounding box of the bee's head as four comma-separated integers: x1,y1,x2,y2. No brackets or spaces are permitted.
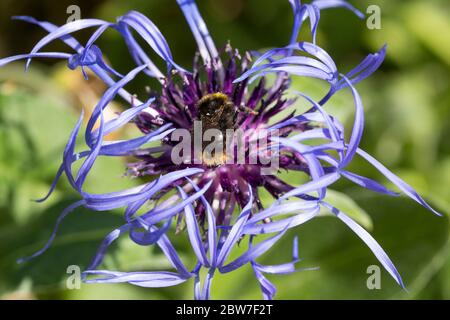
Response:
197,93,229,117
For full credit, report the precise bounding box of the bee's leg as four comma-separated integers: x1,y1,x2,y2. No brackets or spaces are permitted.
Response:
238,105,259,116
233,105,258,130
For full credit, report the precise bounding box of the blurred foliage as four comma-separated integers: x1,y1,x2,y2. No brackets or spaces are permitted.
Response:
0,0,449,300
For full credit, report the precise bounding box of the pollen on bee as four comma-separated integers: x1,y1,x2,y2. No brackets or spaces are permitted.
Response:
202,150,229,167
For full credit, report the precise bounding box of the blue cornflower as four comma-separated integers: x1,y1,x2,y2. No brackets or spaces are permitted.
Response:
0,0,441,300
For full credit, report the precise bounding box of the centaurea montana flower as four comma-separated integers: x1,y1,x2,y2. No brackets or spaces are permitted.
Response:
0,0,441,300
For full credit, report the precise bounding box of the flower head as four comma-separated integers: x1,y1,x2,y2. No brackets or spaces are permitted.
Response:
1,0,441,300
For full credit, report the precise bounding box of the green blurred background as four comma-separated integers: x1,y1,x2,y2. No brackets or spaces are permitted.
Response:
0,0,449,300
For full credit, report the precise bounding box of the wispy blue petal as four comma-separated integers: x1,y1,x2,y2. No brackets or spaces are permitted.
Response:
247,201,319,225
272,137,333,199
235,42,338,84
88,98,156,145
178,187,209,266
289,2,321,45
84,224,131,275
177,0,220,65
252,265,277,300
186,178,218,266
220,227,289,273
216,188,253,267
341,170,399,196
85,63,150,148
117,21,164,79
76,107,105,190
13,15,160,117
0,52,72,67
356,148,442,216
84,270,191,287
83,168,203,211
140,180,212,225
26,19,108,69
312,0,364,19
118,11,187,73
321,201,405,288
244,207,320,235
339,76,364,168
336,45,387,91
17,200,86,263
130,218,172,245
63,110,85,188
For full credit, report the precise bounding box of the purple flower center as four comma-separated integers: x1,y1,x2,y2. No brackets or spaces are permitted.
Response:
129,46,306,224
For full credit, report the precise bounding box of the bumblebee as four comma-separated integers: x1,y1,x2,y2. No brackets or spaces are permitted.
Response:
195,93,257,166
197,93,237,132
197,92,257,132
